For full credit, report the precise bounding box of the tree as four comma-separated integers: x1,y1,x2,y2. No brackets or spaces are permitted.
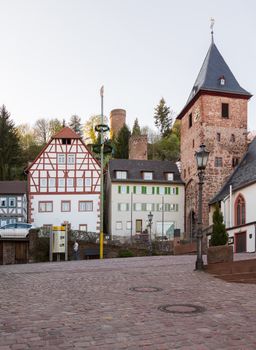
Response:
83,115,108,144
0,105,22,180
113,124,131,159
210,206,228,246
49,118,62,136
69,115,83,136
149,133,180,161
154,98,173,137
132,118,141,136
33,118,50,144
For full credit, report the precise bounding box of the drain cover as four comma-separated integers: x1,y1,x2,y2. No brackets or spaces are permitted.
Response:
158,304,206,314
129,287,163,292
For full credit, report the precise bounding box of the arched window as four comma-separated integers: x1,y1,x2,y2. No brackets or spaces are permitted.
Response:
235,194,246,226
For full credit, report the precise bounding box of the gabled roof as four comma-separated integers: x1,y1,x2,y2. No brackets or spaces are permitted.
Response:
52,127,81,139
0,181,27,194
108,159,184,184
210,138,256,204
178,40,252,119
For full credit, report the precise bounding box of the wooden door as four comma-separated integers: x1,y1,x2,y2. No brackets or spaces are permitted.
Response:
235,232,246,253
136,220,142,233
15,242,28,264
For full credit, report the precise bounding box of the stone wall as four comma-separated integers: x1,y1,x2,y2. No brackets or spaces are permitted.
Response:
129,135,148,160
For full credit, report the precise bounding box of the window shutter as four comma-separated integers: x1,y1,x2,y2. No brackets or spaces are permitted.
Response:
165,187,168,195
157,187,159,194
118,186,121,194
118,203,121,211
152,187,155,194
176,187,179,195
168,187,171,195
133,203,136,211
133,186,136,194
126,203,129,211
152,203,155,211
176,204,179,211
127,186,129,194
142,203,146,211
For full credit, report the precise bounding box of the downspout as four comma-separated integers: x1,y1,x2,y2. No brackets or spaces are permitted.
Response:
229,185,233,228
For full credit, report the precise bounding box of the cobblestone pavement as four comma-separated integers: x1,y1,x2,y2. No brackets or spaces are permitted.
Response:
0,254,256,350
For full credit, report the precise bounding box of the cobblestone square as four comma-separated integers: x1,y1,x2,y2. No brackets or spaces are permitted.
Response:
0,254,256,349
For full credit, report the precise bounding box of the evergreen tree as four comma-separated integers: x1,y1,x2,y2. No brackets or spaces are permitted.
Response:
69,115,82,136
0,105,22,180
114,124,131,159
154,98,172,137
132,118,141,136
210,206,228,246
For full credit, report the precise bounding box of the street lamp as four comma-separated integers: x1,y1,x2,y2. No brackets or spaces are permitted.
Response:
148,211,153,255
195,144,210,270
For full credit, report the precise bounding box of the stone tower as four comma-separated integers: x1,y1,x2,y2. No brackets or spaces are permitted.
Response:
178,36,252,239
109,109,126,138
129,135,148,160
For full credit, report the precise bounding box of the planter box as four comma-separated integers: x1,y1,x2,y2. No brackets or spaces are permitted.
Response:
207,245,233,265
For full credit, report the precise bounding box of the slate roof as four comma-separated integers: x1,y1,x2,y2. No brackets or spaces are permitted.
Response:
178,40,252,119
108,159,184,184
52,127,81,139
0,181,27,194
210,138,256,204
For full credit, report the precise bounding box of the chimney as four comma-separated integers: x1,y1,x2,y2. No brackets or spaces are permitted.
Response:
129,135,148,160
109,109,126,139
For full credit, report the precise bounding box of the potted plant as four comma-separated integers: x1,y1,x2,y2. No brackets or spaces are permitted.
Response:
207,205,233,264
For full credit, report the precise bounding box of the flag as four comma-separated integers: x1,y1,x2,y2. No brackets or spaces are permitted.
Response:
100,85,104,97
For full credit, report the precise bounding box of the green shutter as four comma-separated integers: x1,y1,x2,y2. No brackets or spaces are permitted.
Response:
118,186,121,194
165,187,168,195
133,186,136,194
127,186,129,194
142,203,146,211
168,187,171,195
157,187,159,194
152,187,155,194
126,203,129,211
176,204,179,211
176,187,179,195
118,203,121,211
152,203,155,211
142,186,147,194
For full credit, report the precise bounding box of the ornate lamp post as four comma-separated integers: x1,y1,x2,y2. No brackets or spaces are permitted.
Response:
195,144,210,270
148,211,153,255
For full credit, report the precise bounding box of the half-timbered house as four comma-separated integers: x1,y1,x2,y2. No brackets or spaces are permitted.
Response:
26,127,101,231
0,181,27,227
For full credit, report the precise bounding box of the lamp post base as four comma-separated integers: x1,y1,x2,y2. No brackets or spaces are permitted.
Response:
195,259,204,270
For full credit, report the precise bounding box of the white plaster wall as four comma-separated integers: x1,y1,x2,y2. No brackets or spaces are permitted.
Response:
109,183,184,238
31,194,100,231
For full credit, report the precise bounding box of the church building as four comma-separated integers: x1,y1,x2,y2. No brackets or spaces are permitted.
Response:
177,32,252,239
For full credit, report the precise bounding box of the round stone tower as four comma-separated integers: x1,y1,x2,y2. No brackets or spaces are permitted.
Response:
109,109,126,138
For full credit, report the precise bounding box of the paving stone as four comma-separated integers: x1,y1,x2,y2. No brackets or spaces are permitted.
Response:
0,253,256,349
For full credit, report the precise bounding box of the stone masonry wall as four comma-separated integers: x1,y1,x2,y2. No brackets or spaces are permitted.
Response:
181,94,248,238
109,109,126,138
129,135,148,160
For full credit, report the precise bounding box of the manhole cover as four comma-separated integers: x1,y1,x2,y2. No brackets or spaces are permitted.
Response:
158,304,206,314
129,287,163,293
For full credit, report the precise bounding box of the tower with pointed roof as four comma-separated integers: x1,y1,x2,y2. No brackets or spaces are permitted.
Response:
178,31,252,238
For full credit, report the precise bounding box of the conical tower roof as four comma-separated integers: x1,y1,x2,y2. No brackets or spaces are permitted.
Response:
178,40,252,119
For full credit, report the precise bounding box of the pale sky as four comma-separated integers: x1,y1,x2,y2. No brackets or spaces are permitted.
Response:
0,0,255,131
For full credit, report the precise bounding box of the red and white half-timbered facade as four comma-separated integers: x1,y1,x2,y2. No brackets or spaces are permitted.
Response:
26,127,101,231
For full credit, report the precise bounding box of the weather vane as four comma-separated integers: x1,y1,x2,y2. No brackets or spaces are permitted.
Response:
210,18,215,42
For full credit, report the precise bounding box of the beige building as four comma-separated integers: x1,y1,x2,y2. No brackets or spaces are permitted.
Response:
106,159,184,241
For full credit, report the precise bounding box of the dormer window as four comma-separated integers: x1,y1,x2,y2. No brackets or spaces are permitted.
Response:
219,76,225,86
143,172,153,180
166,173,174,181
116,171,127,180
62,138,71,145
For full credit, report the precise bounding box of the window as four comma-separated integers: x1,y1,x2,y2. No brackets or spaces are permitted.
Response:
121,185,126,194
231,134,235,142
116,221,122,230
116,171,127,179
217,133,221,142
232,157,239,167
79,224,87,232
9,198,16,207
189,113,192,128
126,221,131,230
79,201,93,211
118,203,129,211
0,198,7,207
235,194,246,226
67,154,75,164
67,178,74,187
62,138,71,145
40,178,47,188
134,203,142,211
58,178,65,187
143,172,153,180
159,187,164,195
85,178,91,187
49,178,56,187
61,201,71,212
39,201,53,212
136,186,142,194
215,157,223,167
222,103,229,118
57,154,65,164
167,173,174,181
77,178,83,187
146,203,153,211
219,76,225,86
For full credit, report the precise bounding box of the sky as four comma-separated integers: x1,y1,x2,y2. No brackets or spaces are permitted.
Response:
0,0,256,131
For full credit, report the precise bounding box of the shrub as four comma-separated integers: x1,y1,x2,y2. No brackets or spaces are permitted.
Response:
210,205,228,246
118,249,135,258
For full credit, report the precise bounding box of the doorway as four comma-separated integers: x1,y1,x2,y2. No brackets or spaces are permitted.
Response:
136,220,142,233
235,232,246,253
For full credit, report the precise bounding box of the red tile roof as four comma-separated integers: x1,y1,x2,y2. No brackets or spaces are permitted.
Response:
52,127,81,139
0,181,27,194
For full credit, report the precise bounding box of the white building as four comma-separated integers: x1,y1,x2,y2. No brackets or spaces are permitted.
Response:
209,138,256,253
26,127,101,231
106,159,185,240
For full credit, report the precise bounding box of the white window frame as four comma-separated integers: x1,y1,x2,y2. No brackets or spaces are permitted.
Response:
39,201,53,212
40,178,47,188
116,221,123,230
67,154,75,164
58,178,65,188
79,201,93,212
126,221,131,230
116,171,127,179
77,178,83,187
121,185,126,194
85,178,91,187
159,187,164,195
167,173,174,181
57,154,65,164
67,178,74,187
9,197,16,207
143,172,153,180
49,178,56,187
0,198,7,207
61,201,71,212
